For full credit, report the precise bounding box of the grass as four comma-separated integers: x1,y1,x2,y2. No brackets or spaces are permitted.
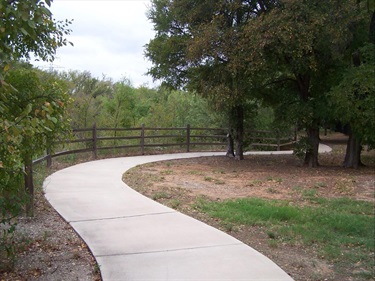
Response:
194,196,374,270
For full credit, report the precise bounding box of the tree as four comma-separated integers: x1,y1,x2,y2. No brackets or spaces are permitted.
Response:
330,43,375,168
100,78,136,129
145,0,277,159
241,0,362,167
331,2,375,168
0,0,72,223
63,71,113,128
1,66,71,215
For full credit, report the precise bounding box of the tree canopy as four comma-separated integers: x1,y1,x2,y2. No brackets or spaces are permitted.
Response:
146,0,373,166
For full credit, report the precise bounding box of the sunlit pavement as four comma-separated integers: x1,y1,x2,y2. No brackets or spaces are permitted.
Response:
43,147,334,280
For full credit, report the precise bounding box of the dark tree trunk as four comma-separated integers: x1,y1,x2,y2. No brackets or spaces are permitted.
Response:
304,125,320,167
227,105,244,160
343,127,363,169
342,46,364,169
234,105,244,160
226,129,235,157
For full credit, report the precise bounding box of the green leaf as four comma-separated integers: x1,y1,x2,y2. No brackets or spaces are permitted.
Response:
28,20,36,29
50,117,57,124
20,28,29,36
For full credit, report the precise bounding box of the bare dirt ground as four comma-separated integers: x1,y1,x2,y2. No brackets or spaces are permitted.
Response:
1,133,373,281
0,185,102,281
123,135,375,281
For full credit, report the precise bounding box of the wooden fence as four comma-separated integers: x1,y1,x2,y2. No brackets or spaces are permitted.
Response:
33,124,296,167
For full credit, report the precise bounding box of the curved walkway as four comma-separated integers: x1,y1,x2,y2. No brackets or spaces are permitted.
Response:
43,146,331,281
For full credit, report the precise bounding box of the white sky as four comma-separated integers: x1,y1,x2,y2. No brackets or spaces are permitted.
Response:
32,0,158,88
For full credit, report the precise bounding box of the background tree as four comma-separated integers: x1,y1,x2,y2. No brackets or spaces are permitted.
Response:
241,0,363,167
329,43,375,168
145,0,277,159
63,71,113,128
329,1,375,168
100,78,136,130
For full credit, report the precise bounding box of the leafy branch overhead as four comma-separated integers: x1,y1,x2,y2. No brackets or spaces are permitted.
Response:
0,0,73,68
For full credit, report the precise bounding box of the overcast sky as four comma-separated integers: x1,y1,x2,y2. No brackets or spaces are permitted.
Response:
32,0,158,87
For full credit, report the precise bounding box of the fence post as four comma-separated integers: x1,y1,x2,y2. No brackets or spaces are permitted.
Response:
276,131,281,151
141,123,145,155
186,124,191,152
93,123,97,159
46,147,52,168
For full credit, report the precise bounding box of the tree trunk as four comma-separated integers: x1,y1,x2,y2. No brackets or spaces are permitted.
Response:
234,105,244,160
226,129,235,157
24,156,34,217
342,45,364,169
227,105,245,160
304,125,320,167
343,128,363,169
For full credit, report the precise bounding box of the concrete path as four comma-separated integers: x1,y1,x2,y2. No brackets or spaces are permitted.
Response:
43,146,331,280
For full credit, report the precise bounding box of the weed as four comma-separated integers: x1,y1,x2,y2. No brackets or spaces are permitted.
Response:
204,176,213,182
302,189,317,198
213,169,225,174
267,187,280,194
268,240,279,248
93,263,101,274
151,192,171,200
214,180,225,185
221,221,237,232
247,180,263,186
168,199,180,209
188,170,202,175
160,169,173,175
266,176,283,183
314,182,327,188
267,230,278,239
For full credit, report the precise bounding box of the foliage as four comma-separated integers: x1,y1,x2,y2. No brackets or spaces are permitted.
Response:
140,88,225,128
0,66,71,263
0,0,72,77
329,43,375,149
240,0,367,166
62,71,113,128
100,78,136,128
60,71,225,130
